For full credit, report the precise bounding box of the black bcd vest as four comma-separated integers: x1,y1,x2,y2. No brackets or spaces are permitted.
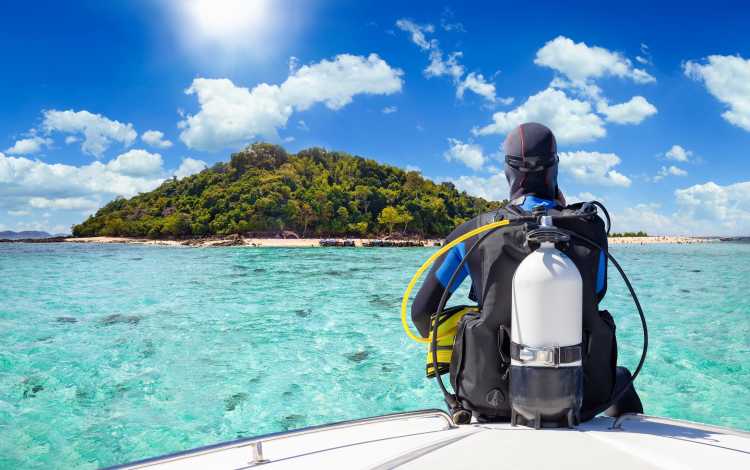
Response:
448,203,617,421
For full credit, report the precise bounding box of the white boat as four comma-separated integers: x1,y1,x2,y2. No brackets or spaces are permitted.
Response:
111,409,750,469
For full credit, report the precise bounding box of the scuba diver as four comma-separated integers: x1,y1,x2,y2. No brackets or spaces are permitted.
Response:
410,122,643,424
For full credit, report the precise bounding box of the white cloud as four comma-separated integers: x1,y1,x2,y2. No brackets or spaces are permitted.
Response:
395,19,434,50
613,181,750,236
425,50,464,81
382,106,398,114
444,138,486,171
42,109,137,158
496,96,514,106
665,165,688,176
179,53,403,151
549,76,604,101
597,96,657,124
396,18,501,104
566,192,604,204
64,136,79,145
514,37,658,136
473,88,606,144
441,19,464,32
614,203,676,235
297,120,309,131
281,54,403,110
456,72,512,104
559,151,631,187
535,36,655,85
674,181,750,229
463,36,656,146
29,197,100,211
288,56,300,73
405,165,421,172
449,171,509,202
635,43,652,66
105,149,164,177
0,152,164,207
6,136,53,155
684,54,750,131
174,157,208,179
653,165,688,182
457,73,493,100
141,130,173,149
665,144,692,162
0,149,166,233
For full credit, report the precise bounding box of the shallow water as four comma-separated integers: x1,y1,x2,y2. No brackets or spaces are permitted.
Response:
0,242,748,468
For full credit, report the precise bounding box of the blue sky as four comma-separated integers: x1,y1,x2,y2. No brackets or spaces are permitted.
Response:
1,0,749,235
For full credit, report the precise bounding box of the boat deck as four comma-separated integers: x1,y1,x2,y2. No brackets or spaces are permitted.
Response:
111,410,750,469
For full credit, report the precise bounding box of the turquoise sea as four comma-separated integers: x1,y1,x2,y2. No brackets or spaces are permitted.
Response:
1,242,749,468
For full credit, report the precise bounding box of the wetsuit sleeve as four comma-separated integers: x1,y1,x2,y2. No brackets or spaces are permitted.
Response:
596,251,606,296
411,218,476,337
595,217,609,301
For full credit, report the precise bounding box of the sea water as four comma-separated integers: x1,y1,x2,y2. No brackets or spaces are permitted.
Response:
0,242,748,468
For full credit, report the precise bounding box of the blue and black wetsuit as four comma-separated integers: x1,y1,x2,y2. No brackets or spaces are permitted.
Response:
411,195,607,337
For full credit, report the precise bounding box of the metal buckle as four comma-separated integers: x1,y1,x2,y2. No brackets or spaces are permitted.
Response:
518,345,560,367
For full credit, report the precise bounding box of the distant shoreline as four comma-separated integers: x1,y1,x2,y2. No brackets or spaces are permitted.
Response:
1,235,723,247
607,236,720,245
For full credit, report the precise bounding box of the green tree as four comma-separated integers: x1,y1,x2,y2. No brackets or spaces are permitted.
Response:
347,221,369,236
398,206,413,233
161,213,191,238
296,203,316,237
378,206,409,235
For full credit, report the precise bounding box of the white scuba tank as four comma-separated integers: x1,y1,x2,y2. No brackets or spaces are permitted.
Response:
509,216,584,429
510,243,582,363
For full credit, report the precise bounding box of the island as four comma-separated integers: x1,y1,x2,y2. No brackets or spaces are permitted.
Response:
1,143,719,248
70,143,502,243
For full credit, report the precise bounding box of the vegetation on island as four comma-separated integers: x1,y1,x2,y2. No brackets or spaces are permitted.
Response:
72,143,505,239
610,231,649,237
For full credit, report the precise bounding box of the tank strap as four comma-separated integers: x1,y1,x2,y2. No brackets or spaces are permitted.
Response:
510,342,582,366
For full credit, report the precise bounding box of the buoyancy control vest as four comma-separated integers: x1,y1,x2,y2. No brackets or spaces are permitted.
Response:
448,203,616,421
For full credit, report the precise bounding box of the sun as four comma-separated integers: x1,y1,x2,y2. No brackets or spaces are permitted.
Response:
171,0,289,62
184,0,274,44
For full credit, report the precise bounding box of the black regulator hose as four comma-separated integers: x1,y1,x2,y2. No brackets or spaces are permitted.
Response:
590,201,612,235
430,211,648,423
560,228,648,420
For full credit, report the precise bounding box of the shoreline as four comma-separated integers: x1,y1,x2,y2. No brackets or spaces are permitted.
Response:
61,236,443,248
607,236,720,245
2,235,723,247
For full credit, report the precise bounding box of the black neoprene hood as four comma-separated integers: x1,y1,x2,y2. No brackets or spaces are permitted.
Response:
503,122,560,201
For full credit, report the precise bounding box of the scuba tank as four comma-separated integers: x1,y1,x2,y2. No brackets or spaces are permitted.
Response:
510,215,583,428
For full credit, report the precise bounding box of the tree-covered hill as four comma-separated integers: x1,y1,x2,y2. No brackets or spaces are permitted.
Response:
72,143,505,239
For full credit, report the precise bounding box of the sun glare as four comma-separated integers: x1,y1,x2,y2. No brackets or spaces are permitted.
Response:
171,0,288,62
185,0,274,42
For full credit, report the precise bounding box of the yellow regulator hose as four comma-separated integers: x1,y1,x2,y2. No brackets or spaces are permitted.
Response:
401,219,511,343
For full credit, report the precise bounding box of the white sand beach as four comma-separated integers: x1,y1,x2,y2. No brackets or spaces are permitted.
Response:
607,236,719,244
62,235,719,247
